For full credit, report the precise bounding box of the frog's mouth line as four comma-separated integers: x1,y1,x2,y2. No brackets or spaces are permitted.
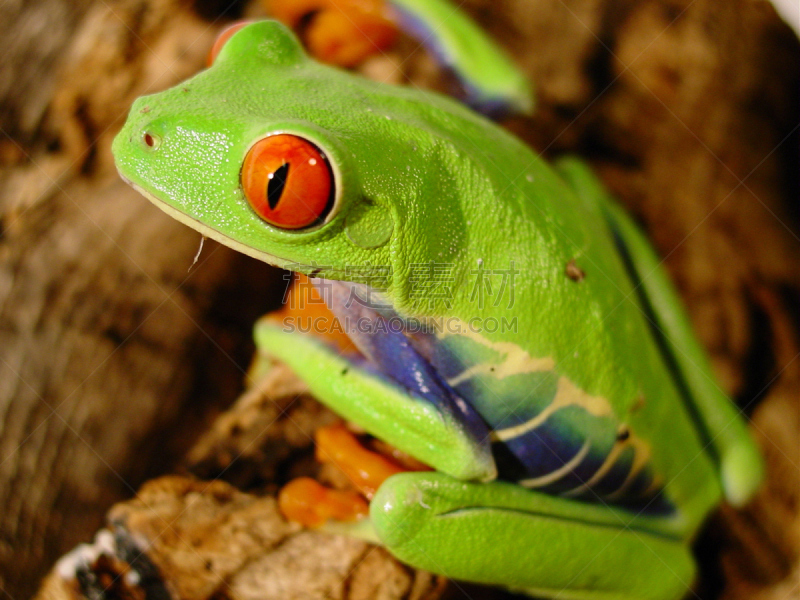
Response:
123,177,324,274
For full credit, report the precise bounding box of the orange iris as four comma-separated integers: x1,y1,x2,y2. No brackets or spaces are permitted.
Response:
241,134,334,230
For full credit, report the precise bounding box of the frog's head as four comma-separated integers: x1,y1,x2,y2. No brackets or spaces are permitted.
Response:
112,20,500,318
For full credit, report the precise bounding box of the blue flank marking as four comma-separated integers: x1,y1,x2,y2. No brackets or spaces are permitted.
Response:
353,316,492,444
592,445,635,495
422,330,673,512
511,417,616,493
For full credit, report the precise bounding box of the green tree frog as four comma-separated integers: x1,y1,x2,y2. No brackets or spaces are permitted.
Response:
112,17,762,600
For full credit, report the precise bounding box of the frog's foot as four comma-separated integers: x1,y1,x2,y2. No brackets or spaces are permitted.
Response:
279,477,369,527
263,0,398,67
372,471,696,600
256,274,493,484
278,422,424,530
313,422,430,496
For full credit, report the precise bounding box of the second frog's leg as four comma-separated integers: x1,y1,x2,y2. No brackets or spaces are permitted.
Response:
386,0,533,114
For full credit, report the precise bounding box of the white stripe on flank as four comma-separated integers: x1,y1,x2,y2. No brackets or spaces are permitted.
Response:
562,439,626,497
519,440,591,488
494,377,612,442
604,437,654,500
441,327,554,388
635,474,664,500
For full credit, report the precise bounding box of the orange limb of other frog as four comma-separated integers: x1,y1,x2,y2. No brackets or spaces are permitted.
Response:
278,424,432,527
279,477,369,528
262,0,398,67
265,274,357,353
207,21,251,66
315,422,411,499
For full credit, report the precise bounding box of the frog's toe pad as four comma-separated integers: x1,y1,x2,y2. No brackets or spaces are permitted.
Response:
370,473,430,549
722,441,764,507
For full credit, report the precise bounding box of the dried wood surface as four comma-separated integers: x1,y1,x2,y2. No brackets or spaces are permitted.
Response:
0,0,796,599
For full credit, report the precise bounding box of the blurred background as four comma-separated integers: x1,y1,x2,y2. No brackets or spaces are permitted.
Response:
0,1,797,599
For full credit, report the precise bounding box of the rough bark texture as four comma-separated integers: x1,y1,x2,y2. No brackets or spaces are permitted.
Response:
1,1,280,597
0,0,797,599
35,367,447,600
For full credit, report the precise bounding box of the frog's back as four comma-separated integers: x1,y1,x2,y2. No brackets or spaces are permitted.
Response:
379,110,727,523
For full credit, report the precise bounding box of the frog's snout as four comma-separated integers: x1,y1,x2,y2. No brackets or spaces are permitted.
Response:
112,98,168,186
129,117,163,153
118,96,166,153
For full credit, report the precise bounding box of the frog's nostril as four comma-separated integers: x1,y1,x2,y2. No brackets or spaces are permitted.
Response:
142,131,161,150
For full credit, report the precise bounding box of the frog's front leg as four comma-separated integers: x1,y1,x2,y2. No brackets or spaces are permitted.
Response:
372,471,694,600
254,320,496,482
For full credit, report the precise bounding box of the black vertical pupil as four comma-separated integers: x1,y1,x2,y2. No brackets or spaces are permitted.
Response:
267,163,290,210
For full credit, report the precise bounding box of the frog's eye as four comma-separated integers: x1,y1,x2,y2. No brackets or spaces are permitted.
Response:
207,22,251,66
241,134,334,230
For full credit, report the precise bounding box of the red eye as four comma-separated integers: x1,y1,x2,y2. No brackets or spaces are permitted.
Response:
207,21,251,67
241,134,334,230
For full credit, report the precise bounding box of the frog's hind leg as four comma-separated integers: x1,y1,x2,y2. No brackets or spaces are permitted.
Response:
372,471,695,600
553,157,763,508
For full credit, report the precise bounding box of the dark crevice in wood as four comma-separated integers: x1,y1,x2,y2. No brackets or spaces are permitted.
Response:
737,291,776,415
193,0,248,22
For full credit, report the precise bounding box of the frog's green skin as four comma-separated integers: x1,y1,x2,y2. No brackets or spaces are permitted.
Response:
112,20,762,600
